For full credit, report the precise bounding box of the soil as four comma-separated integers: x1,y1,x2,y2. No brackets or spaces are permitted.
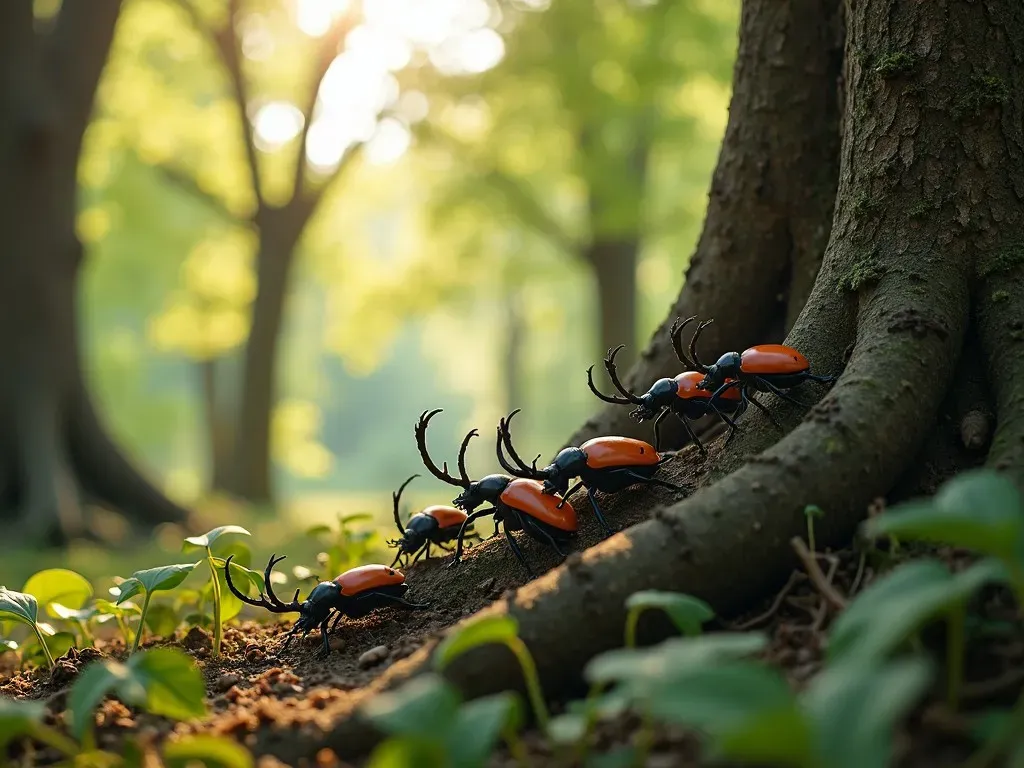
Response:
1,441,1020,767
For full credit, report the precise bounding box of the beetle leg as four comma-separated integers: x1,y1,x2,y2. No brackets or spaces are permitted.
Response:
357,592,430,610
503,527,536,578
806,372,838,384
279,622,302,653
316,617,332,658
585,488,614,537
425,541,432,559
745,391,781,429
557,480,585,508
652,408,668,452
670,410,706,457
621,469,686,492
328,610,345,634
758,377,814,407
390,550,404,568
449,508,496,568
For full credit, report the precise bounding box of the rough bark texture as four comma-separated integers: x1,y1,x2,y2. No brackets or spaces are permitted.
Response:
0,1,190,538
569,0,844,450
265,0,1024,761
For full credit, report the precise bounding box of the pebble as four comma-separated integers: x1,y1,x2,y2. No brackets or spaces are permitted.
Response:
215,673,241,692
478,577,496,593
244,645,266,663
358,645,389,668
183,626,212,653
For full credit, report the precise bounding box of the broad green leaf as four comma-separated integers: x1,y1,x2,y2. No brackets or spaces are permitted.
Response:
69,661,125,739
212,558,266,595
828,558,1007,663
129,563,201,597
0,588,39,627
305,524,333,538
362,674,460,739
211,540,252,567
182,525,251,553
585,747,639,768
434,615,520,670
803,656,933,768
446,692,522,768
585,633,768,686
116,579,144,605
625,591,714,636
127,648,207,721
50,604,99,622
712,707,814,766
547,712,587,744
864,470,1024,564
94,599,140,617
144,603,181,638
340,513,375,525
0,697,45,747
164,735,254,768
23,569,93,617
366,737,447,768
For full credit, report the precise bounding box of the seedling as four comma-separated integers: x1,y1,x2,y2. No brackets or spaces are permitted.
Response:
182,525,251,656
69,647,206,747
434,614,549,730
94,597,142,648
828,557,1007,707
116,563,200,654
363,673,523,768
163,735,255,768
803,504,824,553
623,591,714,648
0,588,57,668
307,512,383,577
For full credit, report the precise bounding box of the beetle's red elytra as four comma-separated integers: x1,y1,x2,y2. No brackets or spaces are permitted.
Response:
422,505,469,529
580,437,661,470
740,345,810,375
499,478,577,531
674,371,742,401
335,564,406,594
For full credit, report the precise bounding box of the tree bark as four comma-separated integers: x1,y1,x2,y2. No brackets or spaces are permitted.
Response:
0,1,190,538
266,0,1024,761
569,0,844,450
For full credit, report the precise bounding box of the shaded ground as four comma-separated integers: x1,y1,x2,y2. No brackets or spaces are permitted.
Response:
1,438,1020,767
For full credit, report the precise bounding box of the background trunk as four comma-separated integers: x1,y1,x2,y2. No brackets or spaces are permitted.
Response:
587,239,639,370
569,0,844,450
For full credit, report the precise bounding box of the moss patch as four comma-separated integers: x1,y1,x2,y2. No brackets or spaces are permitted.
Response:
952,75,1009,120
874,52,918,79
977,246,1024,279
840,250,886,292
991,290,1010,303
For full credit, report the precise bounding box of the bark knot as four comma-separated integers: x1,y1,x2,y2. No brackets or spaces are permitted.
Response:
886,308,949,340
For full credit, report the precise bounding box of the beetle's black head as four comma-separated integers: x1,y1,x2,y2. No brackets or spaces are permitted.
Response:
540,447,586,495
630,378,678,422
292,582,341,631
454,474,510,511
388,530,422,553
699,352,742,391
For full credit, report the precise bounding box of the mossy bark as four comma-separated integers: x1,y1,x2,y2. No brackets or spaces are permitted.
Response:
273,0,1024,762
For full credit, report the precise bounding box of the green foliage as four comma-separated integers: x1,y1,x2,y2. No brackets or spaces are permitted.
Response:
364,674,522,768
69,648,206,741
22,569,94,618
117,562,200,654
0,587,56,668
623,591,714,647
163,735,255,768
182,525,252,553
0,697,46,749
182,526,251,657
873,52,918,79
306,513,384,577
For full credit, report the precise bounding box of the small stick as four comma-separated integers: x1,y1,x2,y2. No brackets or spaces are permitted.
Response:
791,536,848,611
726,571,806,631
811,557,840,633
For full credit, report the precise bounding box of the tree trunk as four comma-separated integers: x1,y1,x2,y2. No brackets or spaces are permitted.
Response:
270,0,1024,761
503,290,525,413
223,209,302,503
199,359,233,491
0,1,189,539
569,0,844,450
586,239,639,370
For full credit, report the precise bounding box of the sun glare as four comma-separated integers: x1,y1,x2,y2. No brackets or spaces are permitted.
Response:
295,0,351,37
253,101,305,150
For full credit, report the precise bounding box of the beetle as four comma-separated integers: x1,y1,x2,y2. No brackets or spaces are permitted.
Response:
683,316,837,406
387,474,478,567
224,555,426,658
495,409,685,536
414,408,576,578
586,321,748,453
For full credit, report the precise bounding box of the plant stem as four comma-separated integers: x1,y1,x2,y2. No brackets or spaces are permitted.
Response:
575,682,606,764
947,602,965,709
503,723,529,768
207,548,223,657
130,592,152,655
624,607,642,649
633,705,654,767
32,625,54,668
28,723,78,756
506,637,550,731
806,516,816,554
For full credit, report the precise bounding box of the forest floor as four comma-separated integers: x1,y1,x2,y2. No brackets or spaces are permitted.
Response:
1,442,1019,767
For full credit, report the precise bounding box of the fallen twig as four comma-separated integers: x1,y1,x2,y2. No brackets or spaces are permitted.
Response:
791,537,848,611
726,571,806,630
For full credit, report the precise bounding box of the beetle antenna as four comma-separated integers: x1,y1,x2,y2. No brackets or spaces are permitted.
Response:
669,316,700,370
500,410,545,479
495,422,527,477
456,428,479,486
392,474,419,535
587,365,633,405
603,345,645,405
689,319,714,373
414,409,471,488
224,554,301,614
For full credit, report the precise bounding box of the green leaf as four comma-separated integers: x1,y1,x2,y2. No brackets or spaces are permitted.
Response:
0,697,45,748
128,563,201,598
625,591,714,636
547,712,587,744
804,504,825,518
864,470,1024,564
803,656,933,768
434,615,520,670
94,598,140,617
116,579,144,605
340,513,375,525
446,692,521,768
305,524,333,538
0,588,39,627
584,747,639,768
211,540,251,565
50,604,99,622
144,603,181,638
69,661,125,739
22,569,93,618
362,674,460,739
164,735,254,768
828,558,1008,664
366,737,447,768
585,633,768,686
182,525,251,553
126,648,207,722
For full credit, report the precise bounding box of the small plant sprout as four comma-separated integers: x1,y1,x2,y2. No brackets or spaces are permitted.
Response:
182,525,251,656
434,614,549,731
116,563,200,654
623,591,714,648
163,735,255,768
94,597,141,647
0,588,57,668
69,647,206,748
363,674,523,768
803,504,824,553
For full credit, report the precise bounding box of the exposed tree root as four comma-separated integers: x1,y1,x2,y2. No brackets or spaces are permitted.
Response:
570,0,843,451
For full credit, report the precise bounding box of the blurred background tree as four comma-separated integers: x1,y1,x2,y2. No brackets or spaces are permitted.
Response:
0,0,739,548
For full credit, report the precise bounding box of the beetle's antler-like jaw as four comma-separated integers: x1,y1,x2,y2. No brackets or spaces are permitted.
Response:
496,410,545,480
415,409,471,488
224,554,302,614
